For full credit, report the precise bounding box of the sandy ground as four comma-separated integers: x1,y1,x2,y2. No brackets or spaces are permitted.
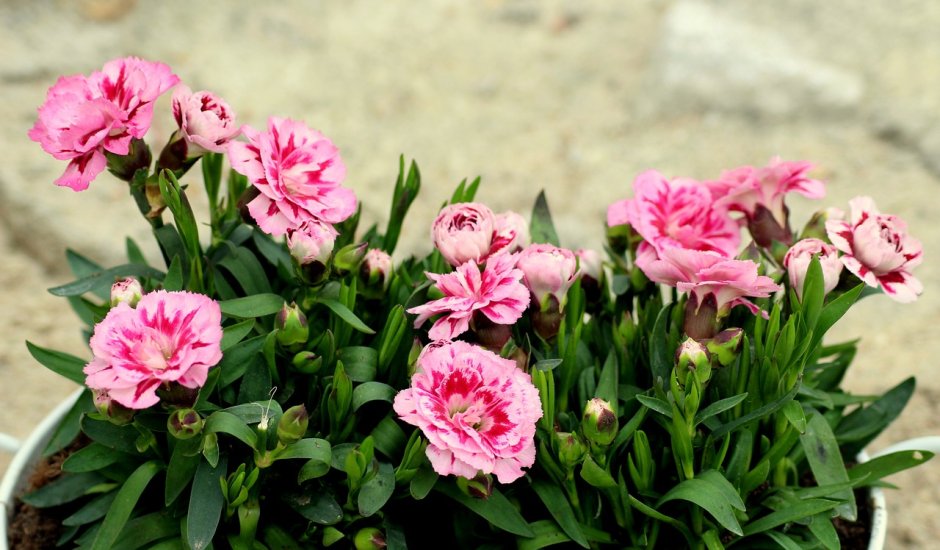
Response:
1,0,939,546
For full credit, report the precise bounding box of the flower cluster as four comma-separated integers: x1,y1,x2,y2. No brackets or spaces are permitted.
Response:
23,56,929,549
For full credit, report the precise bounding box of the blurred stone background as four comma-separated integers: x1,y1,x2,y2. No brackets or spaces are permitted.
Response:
1,0,939,546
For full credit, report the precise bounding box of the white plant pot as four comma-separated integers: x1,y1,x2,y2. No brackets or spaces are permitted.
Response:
0,392,936,550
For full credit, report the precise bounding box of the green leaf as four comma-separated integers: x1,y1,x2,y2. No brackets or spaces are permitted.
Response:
764,531,805,550
111,511,179,550
163,255,185,291
836,377,915,454
436,482,535,537
62,491,118,526
649,305,674,385
742,499,841,536
707,382,800,442
808,512,840,550
165,440,201,506
316,297,375,334
694,393,748,427
800,409,856,520
26,341,87,384
848,450,934,485
217,245,273,295
221,319,255,351
580,455,617,489
90,461,163,550
627,494,695,545
187,456,228,550
530,190,560,246
44,390,93,457
636,394,673,419
352,382,396,411
657,471,745,536
384,157,421,254
61,442,122,473
517,520,572,550
159,170,202,276
594,352,618,413
358,462,395,517
409,466,438,500
812,284,864,345
205,411,259,449
337,346,378,382
800,255,825,331
21,472,105,507
218,294,285,318
81,417,140,454
782,400,807,433
48,264,165,297
277,438,331,461
287,490,343,525
531,480,589,548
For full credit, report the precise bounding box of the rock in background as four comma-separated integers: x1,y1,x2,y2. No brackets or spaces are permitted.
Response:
1,1,938,545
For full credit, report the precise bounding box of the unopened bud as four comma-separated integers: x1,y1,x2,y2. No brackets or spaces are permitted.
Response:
747,204,792,248
707,328,744,367
291,351,322,374
456,472,494,500
275,303,309,347
168,408,203,439
106,138,152,182
93,389,134,425
277,404,309,445
333,242,368,276
675,337,712,386
554,431,586,470
582,398,618,446
110,277,143,308
353,527,387,550
360,248,393,292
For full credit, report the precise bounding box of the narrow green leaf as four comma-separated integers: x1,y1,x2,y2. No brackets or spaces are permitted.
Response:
409,466,438,500
111,511,179,550
62,491,118,526
436,482,534,537
594,352,618,413
694,393,748,427
649,305,674,385
580,455,617,489
187,456,228,550
352,382,396,411
286,490,343,525
764,531,804,550
221,319,255,351
517,520,572,550
44,390,93,457
835,377,915,454
81,417,140,454
800,410,856,520
217,245,272,295
218,294,285,318
21,472,105,507
165,440,201,506
657,472,744,536
742,499,840,536
90,461,163,550
277,438,331,461
782,400,807,433
531,480,590,548
205,411,258,449
163,255,185,291
62,442,122,473
317,298,375,334
48,264,165,297
636,394,673,419
707,382,800,442
848,450,934,485
26,341,87,384
808,511,840,550
812,284,864,345
530,190,560,246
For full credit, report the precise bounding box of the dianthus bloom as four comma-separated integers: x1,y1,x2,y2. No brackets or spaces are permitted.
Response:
516,244,580,311
640,247,781,317
608,170,740,270
28,57,179,191
432,203,497,266
488,211,530,257
286,219,338,266
171,85,241,154
783,238,843,300
393,341,542,483
83,290,223,409
826,196,923,303
706,157,825,246
228,117,355,236
408,253,530,340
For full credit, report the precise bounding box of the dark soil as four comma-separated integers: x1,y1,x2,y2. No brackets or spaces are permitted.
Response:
7,437,86,550
833,488,873,550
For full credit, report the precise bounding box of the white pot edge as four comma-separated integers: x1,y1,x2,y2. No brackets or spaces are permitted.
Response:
857,449,887,550
0,389,83,550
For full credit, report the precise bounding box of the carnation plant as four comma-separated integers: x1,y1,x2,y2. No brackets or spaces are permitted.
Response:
16,57,932,549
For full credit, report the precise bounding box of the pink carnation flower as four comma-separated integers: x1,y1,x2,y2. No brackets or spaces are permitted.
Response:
432,203,497,267
640,247,781,317
228,117,355,236
28,57,179,191
608,170,740,264
286,219,338,265
171,85,241,154
393,341,542,483
408,254,530,340
783,238,843,300
489,211,530,257
516,244,580,310
826,196,923,303
83,290,223,409
706,157,825,246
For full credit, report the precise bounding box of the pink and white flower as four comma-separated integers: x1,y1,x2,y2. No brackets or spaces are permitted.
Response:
516,244,580,310
640,247,781,317
488,211,530,257
286,219,338,265
28,57,179,191
432,203,497,267
576,248,603,282
408,253,530,340
706,157,825,245
171,85,240,154
362,248,393,289
83,290,223,409
393,341,542,483
228,117,355,236
783,238,843,299
608,170,740,267
826,196,923,303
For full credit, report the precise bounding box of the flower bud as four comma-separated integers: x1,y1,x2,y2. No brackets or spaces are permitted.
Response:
517,244,580,312
287,220,337,267
93,389,135,425
554,431,586,471
360,248,393,292
275,302,309,347
582,398,618,447
277,404,309,445
168,408,203,439
353,527,387,550
291,351,322,374
783,238,843,300
456,472,494,500
332,242,368,276
105,138,152,182
432,203,496,266
171,85,240,156
747,204,792,248
628,430,654,493
675,337,711,386
110,277,143,307
707,328,744,367
407,338,424,378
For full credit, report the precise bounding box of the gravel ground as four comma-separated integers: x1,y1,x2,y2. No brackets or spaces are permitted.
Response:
1,0,939,546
